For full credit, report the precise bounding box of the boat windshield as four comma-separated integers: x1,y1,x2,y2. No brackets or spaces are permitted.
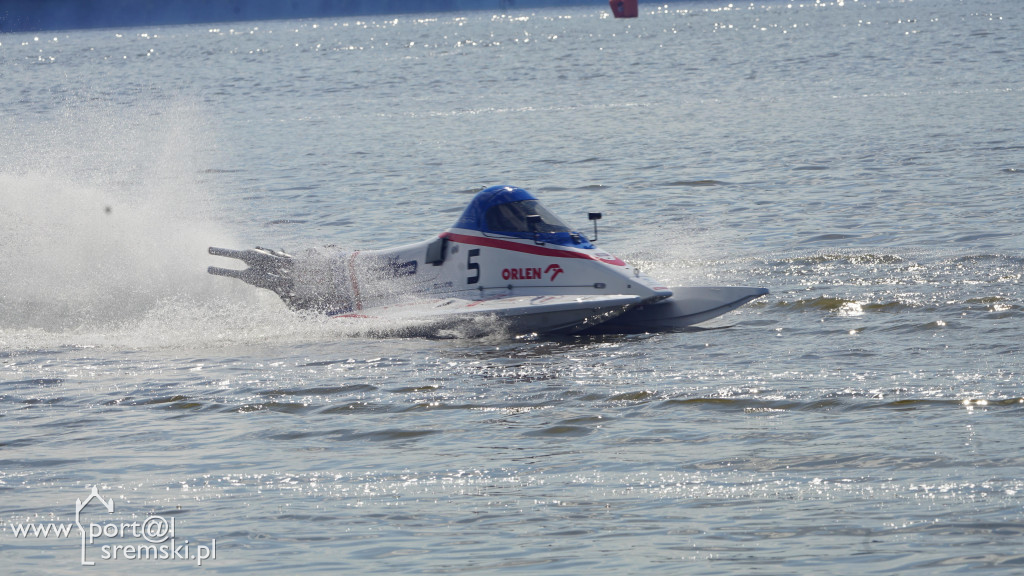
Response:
484,200,572,234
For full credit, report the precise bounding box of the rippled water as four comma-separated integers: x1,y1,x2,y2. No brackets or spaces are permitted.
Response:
2,0,1023,573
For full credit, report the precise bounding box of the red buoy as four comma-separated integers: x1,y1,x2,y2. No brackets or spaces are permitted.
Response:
609,0,638,18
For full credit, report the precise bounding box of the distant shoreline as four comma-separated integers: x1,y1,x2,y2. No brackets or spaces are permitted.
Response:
0,0,653,33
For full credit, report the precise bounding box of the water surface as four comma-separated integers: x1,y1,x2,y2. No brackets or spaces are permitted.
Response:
2,0,1023,573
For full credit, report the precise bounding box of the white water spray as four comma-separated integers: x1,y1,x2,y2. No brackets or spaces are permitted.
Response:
0,101,508,349
0,101,269,348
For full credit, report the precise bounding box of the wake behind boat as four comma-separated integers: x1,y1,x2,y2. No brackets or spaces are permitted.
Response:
208,186,768,336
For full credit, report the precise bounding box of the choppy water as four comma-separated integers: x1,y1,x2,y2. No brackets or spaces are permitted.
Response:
2,0,1023,573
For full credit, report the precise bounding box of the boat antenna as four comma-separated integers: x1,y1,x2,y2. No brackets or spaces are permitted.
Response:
588,212,602,242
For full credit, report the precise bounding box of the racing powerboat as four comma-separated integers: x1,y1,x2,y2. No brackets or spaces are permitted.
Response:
208,186,768,336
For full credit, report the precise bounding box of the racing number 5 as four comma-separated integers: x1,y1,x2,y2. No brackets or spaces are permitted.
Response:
467,248,480,284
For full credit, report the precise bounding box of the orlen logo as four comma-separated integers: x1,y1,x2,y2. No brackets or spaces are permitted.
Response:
545,264,564,281
502,264,564,282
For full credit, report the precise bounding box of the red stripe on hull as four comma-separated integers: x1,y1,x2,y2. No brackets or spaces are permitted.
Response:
440,232,626,266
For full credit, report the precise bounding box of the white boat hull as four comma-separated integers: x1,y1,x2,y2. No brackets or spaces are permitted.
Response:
596,286,769,331
208,186,769,337
331,294,643,335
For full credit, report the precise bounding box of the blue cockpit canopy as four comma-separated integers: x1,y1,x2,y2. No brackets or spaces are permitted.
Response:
451,185,595,248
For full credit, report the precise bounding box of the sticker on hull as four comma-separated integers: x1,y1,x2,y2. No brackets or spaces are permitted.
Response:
501,263,565,282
